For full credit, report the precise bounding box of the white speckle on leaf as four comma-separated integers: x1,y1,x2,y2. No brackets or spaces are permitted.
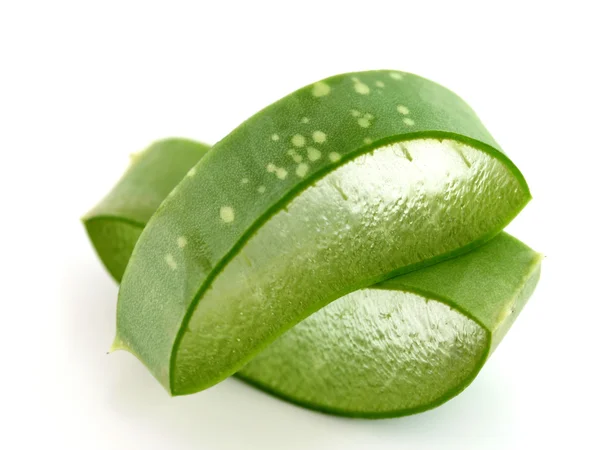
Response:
267,163,289,180
353,111,374,128
271,134,280,141
397,105,410,115
329,152,341,162
307,147,321,161
375,81,385,87
312,130,327,144
220,206,235,223
389,72,404,80
403,118,415,126
352,77,370,95
187,167,197,177
295,163,309,177
301,117,310,124
364,137,373,144
291,134,306,147
275,167,288,179
358,117,371,128
312,81,331,97
165,254,177,270
287,149,303,163
258,185,266,193
241,177,249,184
177,236,188,248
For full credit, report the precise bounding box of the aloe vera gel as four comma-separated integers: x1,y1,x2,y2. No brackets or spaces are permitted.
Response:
84,70,540,418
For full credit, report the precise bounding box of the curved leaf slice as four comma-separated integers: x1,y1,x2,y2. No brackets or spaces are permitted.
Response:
83,138,210,282
114,71,531,397
170,138,527,395
85,133,539,417
237,232,541,417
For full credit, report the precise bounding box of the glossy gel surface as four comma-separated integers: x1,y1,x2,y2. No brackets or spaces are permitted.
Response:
174,138,524,392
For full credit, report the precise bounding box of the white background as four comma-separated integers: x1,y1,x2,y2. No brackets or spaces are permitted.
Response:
1,1,599,449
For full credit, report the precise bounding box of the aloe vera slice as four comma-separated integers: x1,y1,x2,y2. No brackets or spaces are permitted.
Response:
85,133,539,417
83,138,210,281
109,71,531,399
237,232,541,417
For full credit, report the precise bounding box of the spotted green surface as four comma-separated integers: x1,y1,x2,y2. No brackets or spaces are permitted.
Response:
113,71,531,398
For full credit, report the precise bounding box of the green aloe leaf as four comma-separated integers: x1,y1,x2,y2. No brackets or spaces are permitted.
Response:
83,138,210,282
85,70,539,417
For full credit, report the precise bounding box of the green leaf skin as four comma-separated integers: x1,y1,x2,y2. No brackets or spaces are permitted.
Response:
83,138,210,282
109,71,532,403
85,132,539,417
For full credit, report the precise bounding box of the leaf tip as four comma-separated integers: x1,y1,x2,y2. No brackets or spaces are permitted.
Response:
109,335,128,353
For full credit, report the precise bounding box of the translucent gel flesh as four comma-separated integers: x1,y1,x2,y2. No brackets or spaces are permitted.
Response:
174,138,524,393
239,289,488,413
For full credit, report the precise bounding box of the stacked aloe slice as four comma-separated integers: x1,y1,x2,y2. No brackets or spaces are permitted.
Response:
84,70,541,418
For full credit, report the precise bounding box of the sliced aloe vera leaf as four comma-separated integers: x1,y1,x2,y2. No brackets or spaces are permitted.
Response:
86,135,538,416
83,138,210,281
237,232,541,417
114,70,532,396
